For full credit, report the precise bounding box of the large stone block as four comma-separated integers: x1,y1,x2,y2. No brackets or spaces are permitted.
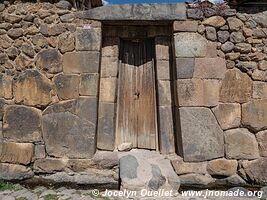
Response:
177,79,220,107
102,37,119,57
0,163,34,180
76,28,101,51
173,21,198,32
157,81,172,106
256,130,267,157
42,97,97,158
176,58,194,79
242,158,267,184
33,158,66,173
100,56,118,78
171,159,207,175
179,107,224,162
156,60,171,80
63,52,100,74
220,69,252,103
0,74,13,99
99,78,117,103
174,33,207,58
0,142,33,165
3,105,42,142
13,70,52,107
79,74,99,96
225,128,260,160
158,106,175,154
36,49,62,74
155,37,170,60
54,74,80,100
97,102,116,151
212,103,241,130
207,159,238,177
242,100,267,131
194,58,226,79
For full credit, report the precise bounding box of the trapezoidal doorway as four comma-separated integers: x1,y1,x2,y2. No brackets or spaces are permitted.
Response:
116,38,158,150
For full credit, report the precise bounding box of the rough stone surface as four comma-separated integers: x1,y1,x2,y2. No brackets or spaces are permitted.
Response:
179,174,215,187
54,74,80,100
212,103,241,130
206,26,217,41
0,142,33,165
119,149,180,191
99,78,117,103
256,130,267,157
218,31,230,43
203,16,226,28
194,58,226,79
220,69,252,103
253,81,267,99
79,74,99,96
227,17,244,31
221,41,234,53
42,97,97,158
3,105,42,142
36,49,62,74
173,21,198,32
0,163,33,180
13,70,52,107
79,3,187,20
230,32,245,43
171,159,207,175
33,158,66,173
176,58,194,79
58,32,75,53
243,158,267,184
225,128,260,160
75,28,101,51
177,79,220,107
179,107,224,162
63,52,100,74
174,33,207,58
207,159,238,177
242,100,267,131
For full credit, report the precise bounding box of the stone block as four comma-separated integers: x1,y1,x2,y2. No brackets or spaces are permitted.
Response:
0,163,33,180
194,58,226,79
54,74,80,100
99,78,117,103
13,70,52,107
155,37,170,60
203,16,226,28
101,56,118,78
206,41,218,58
242,158,267,184
0,142,34,165
179,107,224,162
0,98,4,120
220,69,252,103
76,28,101,51
176,58,194,79
33,158,66,173
63,51,100,74
34,145,46,160
242,100,267,131
42,97,97,158
256,130,267,157
102,37,119,57
158,106,175,154
174,33,207,58
177,79,220,107
79,74,99,96
97,102,116,151
171,159,207,175
212,103,241,130
156,60,171,80
225,128,260,160
173,21,198,32
179,174,215,187
3,105,42,142
157,81,172,106
36,49,62,74
207,159,238,177
253,81,267,99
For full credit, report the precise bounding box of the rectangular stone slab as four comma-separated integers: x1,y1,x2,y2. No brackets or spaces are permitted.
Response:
77,3,186,21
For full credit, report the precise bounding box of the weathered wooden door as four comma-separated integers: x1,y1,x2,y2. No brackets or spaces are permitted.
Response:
116,39,158,150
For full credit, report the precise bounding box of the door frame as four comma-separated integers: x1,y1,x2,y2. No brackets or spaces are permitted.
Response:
115,37,159,151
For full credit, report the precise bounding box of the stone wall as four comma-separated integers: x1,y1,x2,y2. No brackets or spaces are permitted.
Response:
172,5,267,187
0,1,266,189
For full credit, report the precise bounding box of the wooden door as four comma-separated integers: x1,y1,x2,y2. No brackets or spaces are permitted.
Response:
116,39,158,150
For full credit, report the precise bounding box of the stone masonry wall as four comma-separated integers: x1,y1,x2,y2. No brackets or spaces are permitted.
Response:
172,5,267,187
0,1,266,189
